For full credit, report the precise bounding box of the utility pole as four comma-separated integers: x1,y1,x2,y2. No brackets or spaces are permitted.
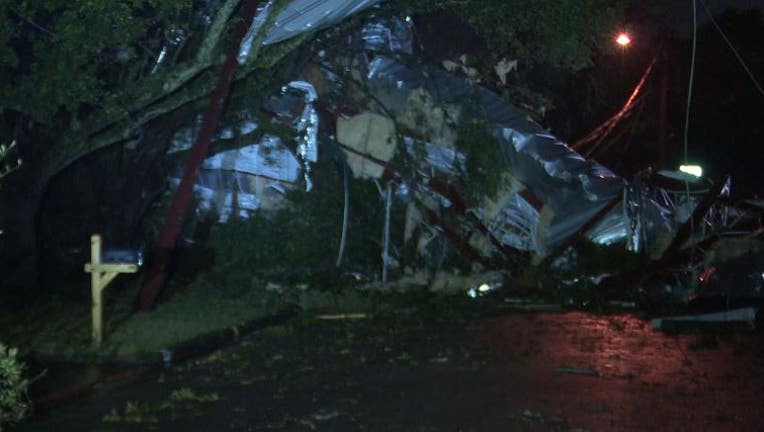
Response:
656,45,669,169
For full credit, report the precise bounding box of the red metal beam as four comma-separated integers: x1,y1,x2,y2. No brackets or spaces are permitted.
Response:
138,1,262,311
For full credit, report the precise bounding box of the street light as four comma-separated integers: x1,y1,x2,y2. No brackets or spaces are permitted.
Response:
616,33,632,47
679,164,703,178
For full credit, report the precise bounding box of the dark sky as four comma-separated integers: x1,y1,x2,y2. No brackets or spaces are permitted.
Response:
652,0,764,34
610,0,764,196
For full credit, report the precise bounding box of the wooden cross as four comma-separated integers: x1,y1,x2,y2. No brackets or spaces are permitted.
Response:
84,234,138,346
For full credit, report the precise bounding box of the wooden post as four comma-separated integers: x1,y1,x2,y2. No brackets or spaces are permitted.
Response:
85,234,137,346
90,235,102,345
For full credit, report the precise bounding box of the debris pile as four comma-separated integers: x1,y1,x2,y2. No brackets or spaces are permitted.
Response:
158,7,763,313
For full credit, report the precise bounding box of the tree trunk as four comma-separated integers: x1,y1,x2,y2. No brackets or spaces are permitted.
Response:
0,186,43,298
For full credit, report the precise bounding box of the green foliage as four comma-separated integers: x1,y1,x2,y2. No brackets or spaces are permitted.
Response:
0,343,28,428
393,0,622,71
206,160,387,284
102,387,220,425
0,6,22,69
0,0,192,119
169,387,219,403
103,401,159,424
455,119,505,205
1,0,621,121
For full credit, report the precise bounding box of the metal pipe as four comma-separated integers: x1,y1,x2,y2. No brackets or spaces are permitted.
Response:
382,181,392,282
336,163,350,267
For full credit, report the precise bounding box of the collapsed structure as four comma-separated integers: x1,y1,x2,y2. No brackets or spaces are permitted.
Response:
164,1,762,302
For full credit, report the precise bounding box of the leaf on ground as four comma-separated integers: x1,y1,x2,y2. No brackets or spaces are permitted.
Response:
311,409,342,421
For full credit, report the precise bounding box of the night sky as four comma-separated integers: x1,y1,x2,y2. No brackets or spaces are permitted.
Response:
571,0,764,197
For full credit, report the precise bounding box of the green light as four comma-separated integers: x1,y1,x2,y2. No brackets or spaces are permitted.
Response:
679,164,703,177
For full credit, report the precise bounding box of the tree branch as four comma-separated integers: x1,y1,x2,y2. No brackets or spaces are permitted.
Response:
10,9,58,39
40,32,314,187
81,0,241,140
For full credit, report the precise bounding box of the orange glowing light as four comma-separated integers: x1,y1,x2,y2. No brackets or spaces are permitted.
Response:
616,33,631,47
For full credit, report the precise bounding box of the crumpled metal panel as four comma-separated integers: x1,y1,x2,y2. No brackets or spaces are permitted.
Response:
280,81,319,190
360,16,413,54
262,0,382,46
151,27,186,74
202,135,301,182
169,135,298,222
167,119,260,154
585,204,629,246
484,193,540,251
238,1,275,64
285,81,319,163
364,55,625,252
169,78,320,222
169,170,262,222
238,0,381,64
403,137,465,174
618,181,673,253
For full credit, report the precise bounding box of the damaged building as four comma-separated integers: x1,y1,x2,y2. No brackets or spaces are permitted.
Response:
68,0,755,308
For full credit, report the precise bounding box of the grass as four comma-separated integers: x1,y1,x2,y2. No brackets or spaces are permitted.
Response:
0,270,380,360
0,280,258,359
0,264,514,362
102,387,220,425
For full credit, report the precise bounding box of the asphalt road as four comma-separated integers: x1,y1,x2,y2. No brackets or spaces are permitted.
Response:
17,310,764,431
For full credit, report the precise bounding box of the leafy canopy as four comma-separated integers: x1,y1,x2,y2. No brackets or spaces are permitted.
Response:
0,1,191,120
394,0,623,71
0,0,624,130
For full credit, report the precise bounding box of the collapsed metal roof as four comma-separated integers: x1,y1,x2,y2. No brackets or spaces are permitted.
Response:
360,54,627,253
238,0,383,62
166,5,754,271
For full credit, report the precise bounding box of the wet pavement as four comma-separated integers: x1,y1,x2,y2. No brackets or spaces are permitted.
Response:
17,310,764,431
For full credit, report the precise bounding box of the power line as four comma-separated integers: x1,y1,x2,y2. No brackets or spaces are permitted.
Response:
684,0,698,264
572,55,657,155
699,0,764,99
683,0,697,166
